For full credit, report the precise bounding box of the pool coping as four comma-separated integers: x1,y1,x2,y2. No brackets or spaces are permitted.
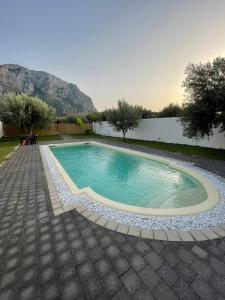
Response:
40,141,225,241
43,141,219,217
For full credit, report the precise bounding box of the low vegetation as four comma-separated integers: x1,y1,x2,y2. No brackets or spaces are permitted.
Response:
0,135,62,165
37,135,63,142
56,112,103,124
0,140,18,164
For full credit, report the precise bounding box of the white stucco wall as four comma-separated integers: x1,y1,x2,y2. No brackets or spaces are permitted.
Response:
0,122,3,138
93,117,225,149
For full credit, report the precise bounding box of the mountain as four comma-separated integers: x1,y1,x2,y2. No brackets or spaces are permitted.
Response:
0,64,96,115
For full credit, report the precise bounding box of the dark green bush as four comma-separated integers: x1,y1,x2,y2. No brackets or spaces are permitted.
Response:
85,129,92,135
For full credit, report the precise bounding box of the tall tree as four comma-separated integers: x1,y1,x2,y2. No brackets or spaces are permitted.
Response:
104,99,142,141
181,57,225,138
158,103,182,118
0,93,55,134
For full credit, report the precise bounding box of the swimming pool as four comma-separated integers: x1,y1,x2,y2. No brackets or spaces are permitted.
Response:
49,142,219,216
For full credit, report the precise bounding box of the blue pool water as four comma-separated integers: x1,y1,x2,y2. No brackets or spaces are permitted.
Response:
51,144,207,208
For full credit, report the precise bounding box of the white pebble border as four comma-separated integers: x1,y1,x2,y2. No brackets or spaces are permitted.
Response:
40,145,225,233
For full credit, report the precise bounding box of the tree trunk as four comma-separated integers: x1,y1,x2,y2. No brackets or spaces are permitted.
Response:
122,131,126,141
28,126,33,135
25,126,33,135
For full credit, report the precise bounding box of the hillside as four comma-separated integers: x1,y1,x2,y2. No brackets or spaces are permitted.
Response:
0,64,96,115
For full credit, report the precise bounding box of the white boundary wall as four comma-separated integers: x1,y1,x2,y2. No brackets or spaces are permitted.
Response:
93,117,225,149
0,122,3,138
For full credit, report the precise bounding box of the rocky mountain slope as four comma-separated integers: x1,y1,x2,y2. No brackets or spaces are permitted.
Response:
0,64,96,115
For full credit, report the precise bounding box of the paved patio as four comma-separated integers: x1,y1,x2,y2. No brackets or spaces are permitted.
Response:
0,144,225,300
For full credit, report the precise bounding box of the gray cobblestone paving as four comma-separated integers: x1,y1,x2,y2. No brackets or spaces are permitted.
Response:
0,144,225,299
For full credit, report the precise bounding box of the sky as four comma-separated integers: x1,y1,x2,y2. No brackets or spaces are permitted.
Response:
0,0,225,112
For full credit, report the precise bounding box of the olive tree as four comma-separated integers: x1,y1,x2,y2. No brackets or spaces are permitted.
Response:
104,99,142,141
0,93,55,134
181,57,225,138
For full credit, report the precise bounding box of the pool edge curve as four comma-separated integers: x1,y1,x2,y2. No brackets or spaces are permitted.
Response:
41,141,220,217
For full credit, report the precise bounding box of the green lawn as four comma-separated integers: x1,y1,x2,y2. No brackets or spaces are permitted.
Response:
0,141,18,165
38,135,63,142
0,135,62,165
71,134,225,161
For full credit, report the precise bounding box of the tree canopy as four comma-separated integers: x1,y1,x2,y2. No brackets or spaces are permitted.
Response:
0,93,55,133
158,103,182,118
104,99,142,140
181,57,225,138
141,108,155,119
86,112,103,123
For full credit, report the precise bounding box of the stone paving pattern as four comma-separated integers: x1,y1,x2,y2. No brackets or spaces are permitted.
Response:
0,144,225,299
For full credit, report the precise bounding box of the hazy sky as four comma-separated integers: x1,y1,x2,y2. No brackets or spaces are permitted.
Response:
1,0,225,111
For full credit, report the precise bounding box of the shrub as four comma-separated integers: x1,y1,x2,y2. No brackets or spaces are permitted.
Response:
85,129,92,135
